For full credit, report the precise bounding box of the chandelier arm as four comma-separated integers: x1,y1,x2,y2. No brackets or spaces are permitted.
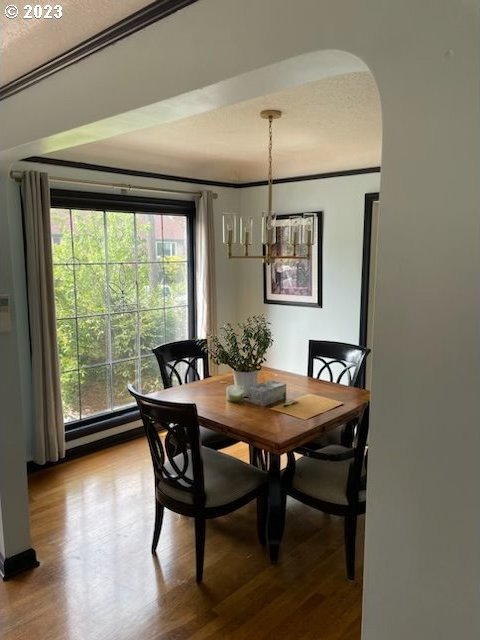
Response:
227,252,310,263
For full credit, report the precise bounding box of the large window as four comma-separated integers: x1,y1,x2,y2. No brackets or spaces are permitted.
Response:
50,190,195,429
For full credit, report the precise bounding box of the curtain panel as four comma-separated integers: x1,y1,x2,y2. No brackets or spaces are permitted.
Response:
21,171,65,463
195,191,218,372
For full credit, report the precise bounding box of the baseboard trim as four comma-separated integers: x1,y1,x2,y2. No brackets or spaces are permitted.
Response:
1,548,39,580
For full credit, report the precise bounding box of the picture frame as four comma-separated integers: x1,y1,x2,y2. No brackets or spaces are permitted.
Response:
263,211,323,307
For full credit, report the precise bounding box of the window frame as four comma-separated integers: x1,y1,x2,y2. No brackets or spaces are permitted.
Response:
50,189,196,440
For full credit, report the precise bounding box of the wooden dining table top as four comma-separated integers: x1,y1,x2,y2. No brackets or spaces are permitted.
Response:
150,367,370,455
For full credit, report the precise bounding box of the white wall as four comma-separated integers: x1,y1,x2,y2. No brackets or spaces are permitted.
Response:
236,173,380,374
1,1,479,638
0,177,33,559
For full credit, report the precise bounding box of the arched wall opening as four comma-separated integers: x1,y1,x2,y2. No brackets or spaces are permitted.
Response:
1,2,479,638
7,49,383,400
2,49,372,161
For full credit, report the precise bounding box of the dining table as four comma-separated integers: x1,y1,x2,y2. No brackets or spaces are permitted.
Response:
151,367,370,562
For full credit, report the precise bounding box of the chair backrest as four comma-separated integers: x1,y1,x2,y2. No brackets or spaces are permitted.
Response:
127,384,206,506
346,405,370,505
152,339,209,389
307,340,370,387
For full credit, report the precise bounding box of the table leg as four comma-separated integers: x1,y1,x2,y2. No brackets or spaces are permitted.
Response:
266,453,286,563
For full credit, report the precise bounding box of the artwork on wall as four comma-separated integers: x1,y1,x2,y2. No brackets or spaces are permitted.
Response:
263,211,323,307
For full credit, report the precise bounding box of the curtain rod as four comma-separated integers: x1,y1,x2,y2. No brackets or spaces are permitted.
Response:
9,171,217,199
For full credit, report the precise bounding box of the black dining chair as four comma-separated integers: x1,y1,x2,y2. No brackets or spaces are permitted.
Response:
152,339,236,450
286,404,369,580
297,340,370,453
128,384,268,582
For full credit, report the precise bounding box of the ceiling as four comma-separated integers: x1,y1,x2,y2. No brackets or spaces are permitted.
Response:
0,0,154,85
1,1,382,182
44,72,382,182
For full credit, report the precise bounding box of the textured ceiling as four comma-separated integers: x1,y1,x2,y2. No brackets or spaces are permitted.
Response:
45,72,382,182
0,0,154,85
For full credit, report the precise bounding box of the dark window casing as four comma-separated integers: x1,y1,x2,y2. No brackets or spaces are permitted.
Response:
50,189,196,439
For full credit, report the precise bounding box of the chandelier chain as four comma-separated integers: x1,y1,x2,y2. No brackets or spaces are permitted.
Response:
268,115,273,215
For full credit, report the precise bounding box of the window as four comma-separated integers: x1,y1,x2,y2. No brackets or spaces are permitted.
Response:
155,240,177,258
50,190,195,430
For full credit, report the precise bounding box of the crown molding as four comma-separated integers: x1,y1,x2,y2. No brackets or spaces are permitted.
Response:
239,166,381,187
0,0,200,101
21,156,381,189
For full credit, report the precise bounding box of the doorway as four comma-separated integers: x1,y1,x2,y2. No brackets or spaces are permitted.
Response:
359,192,380,389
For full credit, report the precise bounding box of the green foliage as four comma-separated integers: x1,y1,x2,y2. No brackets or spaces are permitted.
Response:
51,208,189,421
205,315,273,372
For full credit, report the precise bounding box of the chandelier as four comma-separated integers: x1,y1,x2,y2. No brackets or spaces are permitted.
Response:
223,109,314,265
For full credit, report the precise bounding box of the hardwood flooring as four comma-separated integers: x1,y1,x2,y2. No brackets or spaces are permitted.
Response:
0,439,363,639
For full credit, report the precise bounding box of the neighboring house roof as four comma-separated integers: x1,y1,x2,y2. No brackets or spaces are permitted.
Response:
154,215,185,241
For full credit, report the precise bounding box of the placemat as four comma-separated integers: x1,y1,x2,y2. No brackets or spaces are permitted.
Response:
271,394,343,420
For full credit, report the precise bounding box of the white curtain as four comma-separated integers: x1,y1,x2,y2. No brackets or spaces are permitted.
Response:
21,171,65,464
195,191,218,372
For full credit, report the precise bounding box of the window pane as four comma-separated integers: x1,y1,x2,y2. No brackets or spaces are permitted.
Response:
80,365,110,418
108,263,137,312
72,210,105,263
165,306,188,343
77,316,107,366
107,211,135,263
135,214,156,262
111,312,137,361
140,355,162,393
137,262,165,309
140,310,165,355
112,360,137,409
57,319,78,372
51,208,72,262
53,265,76,318
60,370,79,422
164,261,188,306
161,216,187,257
75,265,107,315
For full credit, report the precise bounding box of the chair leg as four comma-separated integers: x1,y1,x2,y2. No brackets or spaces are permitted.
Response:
194,517,206,582
249,446,268,470
256,492,268,546
151,500,164,554
344,514,357,580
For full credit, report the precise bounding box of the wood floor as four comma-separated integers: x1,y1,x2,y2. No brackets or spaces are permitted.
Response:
0,439,364,640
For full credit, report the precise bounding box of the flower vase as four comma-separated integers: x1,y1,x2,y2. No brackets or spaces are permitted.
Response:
233,370,258,396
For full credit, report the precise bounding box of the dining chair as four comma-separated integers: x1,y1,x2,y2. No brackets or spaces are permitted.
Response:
298,340,370,453
152,339,236,450
128,384,268,582
286,405,369,580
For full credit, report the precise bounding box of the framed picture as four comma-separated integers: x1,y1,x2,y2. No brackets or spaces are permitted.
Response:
263,211,323,307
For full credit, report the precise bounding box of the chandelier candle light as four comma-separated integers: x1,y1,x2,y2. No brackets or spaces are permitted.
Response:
223,110,314,265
